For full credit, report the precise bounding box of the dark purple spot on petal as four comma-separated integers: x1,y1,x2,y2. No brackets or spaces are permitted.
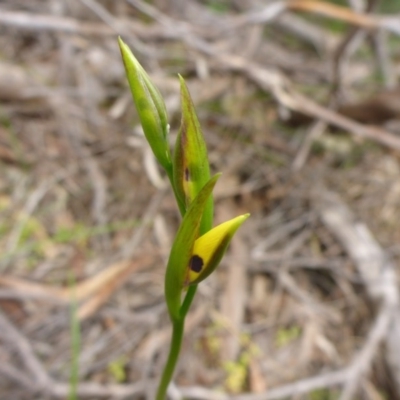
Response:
190,255,203,273
185,168,190,181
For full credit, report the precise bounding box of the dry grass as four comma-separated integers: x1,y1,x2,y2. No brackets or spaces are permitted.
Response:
0,1,400,399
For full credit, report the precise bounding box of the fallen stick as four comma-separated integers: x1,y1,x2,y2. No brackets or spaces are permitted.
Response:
315,189,400,397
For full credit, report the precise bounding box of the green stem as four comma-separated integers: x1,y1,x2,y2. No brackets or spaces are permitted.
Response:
155,285,197,400
155,318,184,400
181,285,197,318
156,166,208,399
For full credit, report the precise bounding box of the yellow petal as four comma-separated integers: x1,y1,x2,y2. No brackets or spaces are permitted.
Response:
186,214,250,285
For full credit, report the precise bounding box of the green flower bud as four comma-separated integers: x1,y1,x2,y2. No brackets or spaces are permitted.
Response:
165,174,220,321
173,75,212,233
118,37,171,171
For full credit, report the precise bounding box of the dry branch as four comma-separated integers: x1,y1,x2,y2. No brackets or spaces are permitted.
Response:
0,310,53,391
287,0,400,35
0,10,114,35
0,258,153,320
178,368,350,400
123,0,400,153
219,57,400,151
315,189,400,397
0,297,150,398
1,1,399,398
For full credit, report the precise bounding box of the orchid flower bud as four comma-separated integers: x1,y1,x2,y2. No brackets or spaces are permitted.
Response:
165,174,221,321
118,37,171,171
173,76,212,233
186,214,250,286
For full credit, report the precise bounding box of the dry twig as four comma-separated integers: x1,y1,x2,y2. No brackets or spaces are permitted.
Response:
315,189,400,397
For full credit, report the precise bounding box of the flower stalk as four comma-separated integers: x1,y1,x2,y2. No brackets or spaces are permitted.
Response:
119,37,249,400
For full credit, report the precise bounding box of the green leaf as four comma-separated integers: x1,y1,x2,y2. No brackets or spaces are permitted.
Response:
118,37,171,171
173,75,212,234
165,173,221,321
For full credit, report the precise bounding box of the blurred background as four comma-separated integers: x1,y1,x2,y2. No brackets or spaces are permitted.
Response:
1,0,400,399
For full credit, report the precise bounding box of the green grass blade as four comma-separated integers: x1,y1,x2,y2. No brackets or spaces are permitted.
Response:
68,274,80,400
